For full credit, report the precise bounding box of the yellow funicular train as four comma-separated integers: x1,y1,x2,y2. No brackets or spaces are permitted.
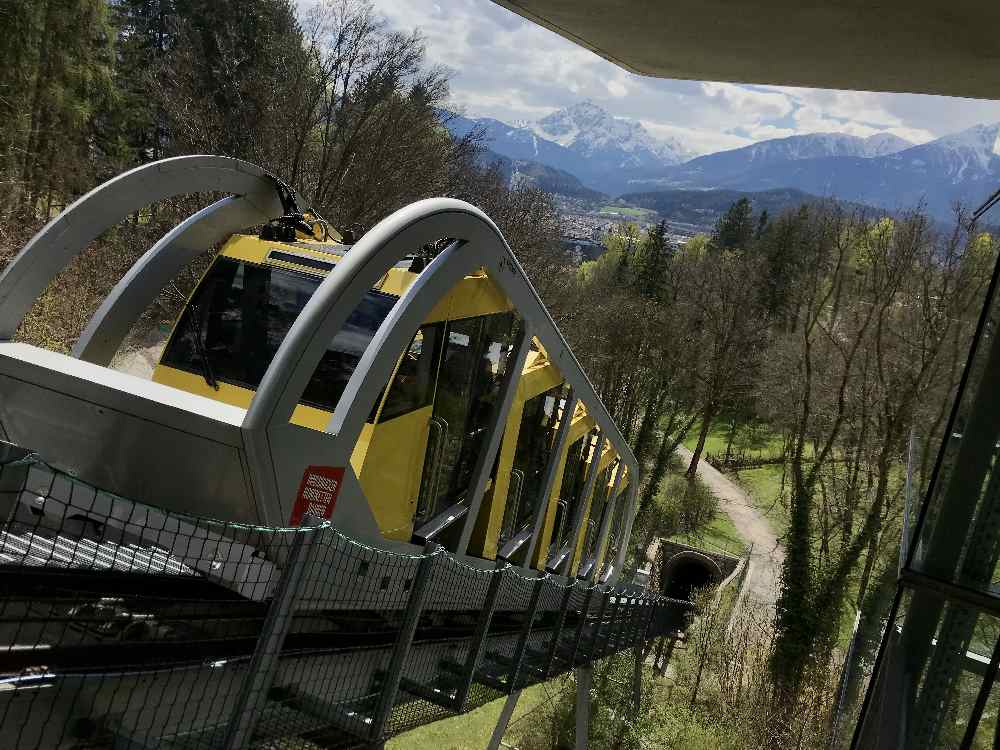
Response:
151,219,630,577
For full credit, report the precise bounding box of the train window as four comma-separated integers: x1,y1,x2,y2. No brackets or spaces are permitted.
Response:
550,429,597,554
378,325,442,421
161,256,397,417
499,383,566,543
423,312,519,519
583,464,613,561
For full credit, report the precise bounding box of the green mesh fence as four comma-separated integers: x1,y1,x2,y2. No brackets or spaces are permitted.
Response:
0,448,691,749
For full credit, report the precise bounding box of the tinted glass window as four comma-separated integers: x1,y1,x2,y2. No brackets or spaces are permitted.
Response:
161,257,397,415
500,383,566,540
425,313,519,517
379,325,441,421
583,465,613,560
551,430,597,551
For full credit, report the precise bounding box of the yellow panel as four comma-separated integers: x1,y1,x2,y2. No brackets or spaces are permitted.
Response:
153,364,429,539
221,234,345,265
597,444,617,474
518,361,562,402
152,365,336,431
424,272,514,323
357,406,432,541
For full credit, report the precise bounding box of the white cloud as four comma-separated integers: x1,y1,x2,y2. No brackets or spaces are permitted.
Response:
607,78,628,98
302,0,1000,155
701,82,794,120
641,120,752,155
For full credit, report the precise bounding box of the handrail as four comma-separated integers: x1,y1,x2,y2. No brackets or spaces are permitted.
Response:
501,469,526,542
416,416,449,524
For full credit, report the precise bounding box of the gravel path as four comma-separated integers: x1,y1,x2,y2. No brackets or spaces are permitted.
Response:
675,445,784,606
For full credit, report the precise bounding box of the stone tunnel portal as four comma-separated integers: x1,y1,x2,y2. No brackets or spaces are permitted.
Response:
661,550,724,602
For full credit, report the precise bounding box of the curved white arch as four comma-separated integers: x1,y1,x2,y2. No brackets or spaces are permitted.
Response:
73,189,283,365
0,154,642,582
0,155,275,339
241,197,641,580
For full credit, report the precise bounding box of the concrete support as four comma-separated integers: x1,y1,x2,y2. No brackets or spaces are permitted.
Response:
487,690,521,750
575,666,592,750
631,644,643,710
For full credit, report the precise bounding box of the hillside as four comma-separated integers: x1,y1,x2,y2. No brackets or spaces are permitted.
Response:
618,187,872,229
485,151,608,202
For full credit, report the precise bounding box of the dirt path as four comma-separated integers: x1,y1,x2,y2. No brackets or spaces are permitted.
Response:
675,445,784,606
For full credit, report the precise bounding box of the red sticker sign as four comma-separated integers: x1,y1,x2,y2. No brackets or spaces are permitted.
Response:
290,466,345,526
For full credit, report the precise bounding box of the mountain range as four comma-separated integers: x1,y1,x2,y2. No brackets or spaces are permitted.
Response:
446,101,1000,220
446,101,689,195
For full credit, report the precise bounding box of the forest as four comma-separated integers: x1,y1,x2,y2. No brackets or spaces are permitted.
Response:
1,1,997,748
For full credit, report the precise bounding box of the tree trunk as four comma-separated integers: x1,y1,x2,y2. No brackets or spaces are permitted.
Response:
723,417,737,465
686,402,717,479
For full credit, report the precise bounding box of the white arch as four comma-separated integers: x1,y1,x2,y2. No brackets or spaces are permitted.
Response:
73,190,283,365
0,155,276,339
241,198,640,578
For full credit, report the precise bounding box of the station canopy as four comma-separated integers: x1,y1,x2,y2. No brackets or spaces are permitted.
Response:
491,0,1000,99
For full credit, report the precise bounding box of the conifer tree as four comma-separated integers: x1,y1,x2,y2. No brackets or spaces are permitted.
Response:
712,196,754,251
634,219,671,300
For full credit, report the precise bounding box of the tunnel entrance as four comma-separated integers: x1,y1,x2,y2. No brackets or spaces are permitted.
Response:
660,551,723,602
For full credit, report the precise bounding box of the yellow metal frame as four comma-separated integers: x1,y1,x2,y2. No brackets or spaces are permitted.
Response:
152,232,617,569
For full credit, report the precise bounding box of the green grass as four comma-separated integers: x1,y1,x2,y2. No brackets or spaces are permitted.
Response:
734,464,788,534
385,682,549,749
735,463,873,648
598,205,653,218
669,505,746,557
682,420,788,461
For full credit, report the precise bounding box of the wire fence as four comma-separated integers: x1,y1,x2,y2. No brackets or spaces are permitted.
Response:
0,448,691,749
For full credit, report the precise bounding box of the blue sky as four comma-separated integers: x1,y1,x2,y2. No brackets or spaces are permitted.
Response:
361,0,1000,155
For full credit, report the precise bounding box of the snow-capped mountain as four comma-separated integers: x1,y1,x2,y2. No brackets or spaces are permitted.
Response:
531,100,692,167
444,103,1000,220
445,113,585,176
658,123,1000,219
650,132,914,189
864,132,915,157
444,101,691,194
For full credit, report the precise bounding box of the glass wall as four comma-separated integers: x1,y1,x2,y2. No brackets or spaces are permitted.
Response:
853,266,1000,749
498,383,566,547
417,312,519,525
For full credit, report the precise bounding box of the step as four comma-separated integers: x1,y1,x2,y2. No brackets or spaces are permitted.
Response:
398,676,459,710
441,659,514,694
286,689,374,740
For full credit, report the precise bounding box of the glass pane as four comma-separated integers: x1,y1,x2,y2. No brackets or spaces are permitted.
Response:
855,584,1000,750
606,488,628,565
378,325,442,421
425,312,518,517
550,430,598,554
500,383,567,543
910,289,1000,596
160,256,396,414
581,464,614,562
966,669,1000,749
